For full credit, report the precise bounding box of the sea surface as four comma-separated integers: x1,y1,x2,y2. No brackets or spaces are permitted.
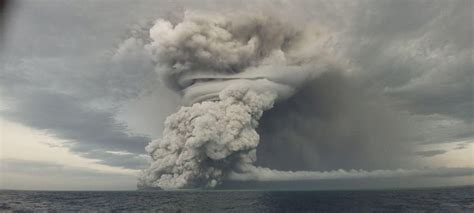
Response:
0,186,473,212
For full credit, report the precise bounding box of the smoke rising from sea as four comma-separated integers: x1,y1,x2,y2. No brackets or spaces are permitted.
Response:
137,10,469,190
138,11,337,189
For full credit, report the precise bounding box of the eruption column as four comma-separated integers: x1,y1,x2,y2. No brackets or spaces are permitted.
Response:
139,11,334,189
138,10,474,190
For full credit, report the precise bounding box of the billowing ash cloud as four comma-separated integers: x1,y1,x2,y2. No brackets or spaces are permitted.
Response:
139,11,337,189
139,86,276,189
137,8,474,189
146,11,337,105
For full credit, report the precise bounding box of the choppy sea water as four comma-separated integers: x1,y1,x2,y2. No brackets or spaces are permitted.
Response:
0,186,473,212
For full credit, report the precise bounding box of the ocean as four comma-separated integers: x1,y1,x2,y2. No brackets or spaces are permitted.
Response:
0,186,473,212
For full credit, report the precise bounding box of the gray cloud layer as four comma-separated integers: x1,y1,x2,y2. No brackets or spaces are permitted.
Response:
1,0,168,169
416,150,448,158
255,0,473,172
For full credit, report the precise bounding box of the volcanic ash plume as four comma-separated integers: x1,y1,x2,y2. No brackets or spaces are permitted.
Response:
138,11,334,189
137,11,474,190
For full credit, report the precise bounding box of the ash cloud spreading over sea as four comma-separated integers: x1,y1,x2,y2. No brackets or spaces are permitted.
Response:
0,0,471,191
136,10,473,190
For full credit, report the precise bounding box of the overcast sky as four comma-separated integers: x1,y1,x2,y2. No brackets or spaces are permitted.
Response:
0,0,472,190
